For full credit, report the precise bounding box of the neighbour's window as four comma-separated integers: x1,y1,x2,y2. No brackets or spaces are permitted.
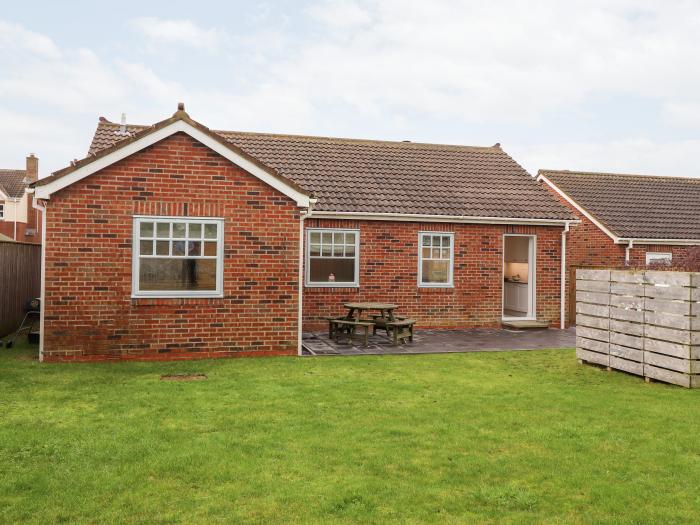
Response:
646,252,672,265
419,232,454,287
0,203,4,219
306,229,359,286
133,217,224,297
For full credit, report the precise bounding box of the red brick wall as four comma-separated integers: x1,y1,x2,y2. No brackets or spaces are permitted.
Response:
42,132,301,362
302,219,565,330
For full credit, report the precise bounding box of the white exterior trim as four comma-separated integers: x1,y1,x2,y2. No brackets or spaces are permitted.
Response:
646,252,673,265
618,237,699,246
537,174,620,242
417,231,454,288
502,234,537,321
34,120,312,208
310,210,575,226
131,216,225,299
305,227,360,288
32,198,46,362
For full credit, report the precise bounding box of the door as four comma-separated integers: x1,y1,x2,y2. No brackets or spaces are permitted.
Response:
502,235,536,320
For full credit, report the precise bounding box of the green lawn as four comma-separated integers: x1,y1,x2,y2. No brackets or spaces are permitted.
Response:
1,342,699,524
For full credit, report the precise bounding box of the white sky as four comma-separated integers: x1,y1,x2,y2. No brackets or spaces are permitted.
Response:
1,0,700,178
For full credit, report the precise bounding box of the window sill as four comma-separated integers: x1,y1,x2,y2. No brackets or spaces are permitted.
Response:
131,293,224,299
305,284,360,289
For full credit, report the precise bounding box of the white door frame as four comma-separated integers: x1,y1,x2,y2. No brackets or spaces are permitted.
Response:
502,234,537,321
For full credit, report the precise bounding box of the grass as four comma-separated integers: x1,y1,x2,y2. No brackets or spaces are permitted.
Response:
1,341,699,524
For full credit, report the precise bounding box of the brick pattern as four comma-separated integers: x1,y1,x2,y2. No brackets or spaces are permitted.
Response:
42,132,300,362
302,219,564,330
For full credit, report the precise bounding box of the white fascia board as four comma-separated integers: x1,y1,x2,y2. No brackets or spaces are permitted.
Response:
34,120,311,208
536,174,620,242
310,210,576,227
616,237,700,246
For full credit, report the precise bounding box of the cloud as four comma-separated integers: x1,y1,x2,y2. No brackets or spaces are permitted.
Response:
260,0,700,126
130,17,228,51
512,138,700,178
0,20,61,59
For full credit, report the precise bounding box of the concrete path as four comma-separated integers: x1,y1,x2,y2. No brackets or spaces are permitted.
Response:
302,327,576,356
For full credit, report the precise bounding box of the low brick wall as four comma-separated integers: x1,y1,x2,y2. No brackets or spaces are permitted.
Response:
576,269,700,387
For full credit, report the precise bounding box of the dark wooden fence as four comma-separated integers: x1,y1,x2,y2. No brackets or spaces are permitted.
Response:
0,240,41,337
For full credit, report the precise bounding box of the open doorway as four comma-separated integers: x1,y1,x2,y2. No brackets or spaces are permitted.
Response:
502,235,536,320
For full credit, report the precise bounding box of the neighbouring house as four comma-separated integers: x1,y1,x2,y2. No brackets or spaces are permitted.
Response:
0,155,41,243
538,169,700,323
31,104,576,362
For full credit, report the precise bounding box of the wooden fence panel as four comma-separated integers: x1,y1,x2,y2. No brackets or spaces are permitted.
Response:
0,241,41,337
576,269,700,388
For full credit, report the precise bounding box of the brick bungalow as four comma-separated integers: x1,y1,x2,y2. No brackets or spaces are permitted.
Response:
31,105,577,362
0,154,41,243
538,169,700,323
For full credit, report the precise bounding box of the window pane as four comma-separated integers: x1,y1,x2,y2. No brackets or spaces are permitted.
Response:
321,245,332,256
140,240,153,255
172,222,186,238
333,232,344,244
345,244,355,257
422,247,430,258
345,233,355,244
310,231,321,244
442,236,451,247
423,235,431,247
422,260,449,284
441,248,450,259
156,240,169,256
203,241,217,256
204,224,217,239
139,259,217,291
188,223,202,238
322,232,332,244
309,258,355,283
140,222,154,238
187,241,202,256
333,244,344,256
310,244,321,256
432,247,441,259
173,240,187,256
157,223,170,238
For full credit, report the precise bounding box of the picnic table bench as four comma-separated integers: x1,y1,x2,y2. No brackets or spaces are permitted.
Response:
325,303,416,346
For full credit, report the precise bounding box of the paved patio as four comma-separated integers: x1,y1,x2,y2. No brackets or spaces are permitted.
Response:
301,327,576,356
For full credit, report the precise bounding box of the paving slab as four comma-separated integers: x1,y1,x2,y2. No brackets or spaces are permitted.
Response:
302,327,576,356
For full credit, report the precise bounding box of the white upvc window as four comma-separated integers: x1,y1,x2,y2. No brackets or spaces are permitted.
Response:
418,232,454,287
306,228,360,287
0,203,4,219
132,216,224,298
646,252,672,265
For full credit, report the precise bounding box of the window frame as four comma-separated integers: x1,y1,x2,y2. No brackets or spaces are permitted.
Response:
646,252,672,265
0,202,4,219
305,228,360,288
131,215,225,299
418,231,455,288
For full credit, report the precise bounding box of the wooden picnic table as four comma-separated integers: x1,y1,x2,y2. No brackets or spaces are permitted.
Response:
343,302,398,322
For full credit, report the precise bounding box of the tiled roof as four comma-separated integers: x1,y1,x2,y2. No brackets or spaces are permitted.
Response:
539,170,700,240
85,118,575,220
0,169,27,198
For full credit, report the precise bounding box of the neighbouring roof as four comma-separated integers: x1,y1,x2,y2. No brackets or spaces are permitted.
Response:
0,233,14,242
539,170,700,240
0,169,27,199
84,116,575,221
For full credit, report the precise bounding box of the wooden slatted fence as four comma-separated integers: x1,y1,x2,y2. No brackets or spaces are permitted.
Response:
0,240,41,337
576,269,700,388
